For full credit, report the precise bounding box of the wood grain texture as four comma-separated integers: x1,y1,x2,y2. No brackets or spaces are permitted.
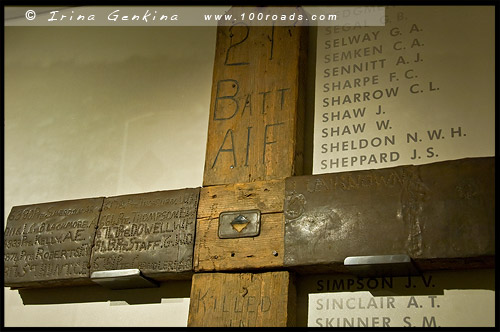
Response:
194,179,285,271
197,179,285,218
188,271,295,327
192,7,306,328
203,7,309,186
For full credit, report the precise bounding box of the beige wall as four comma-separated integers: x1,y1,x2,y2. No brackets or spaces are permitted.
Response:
4,26,216,327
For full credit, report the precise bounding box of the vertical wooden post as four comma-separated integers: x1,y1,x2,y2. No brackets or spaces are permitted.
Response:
188,6,308,327
188,272,296,327
203,7,308,186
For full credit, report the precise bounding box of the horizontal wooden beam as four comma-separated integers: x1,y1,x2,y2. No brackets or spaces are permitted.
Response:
90,188,200,282
4,197,104,288
4,188,201,288
284,157,495,273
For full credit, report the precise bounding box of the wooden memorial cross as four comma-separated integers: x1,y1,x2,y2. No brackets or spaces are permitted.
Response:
187,5,494,327
187,6,308,327
3,5,494,327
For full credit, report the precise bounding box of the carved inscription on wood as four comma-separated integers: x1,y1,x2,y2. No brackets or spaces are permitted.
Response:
4,197,104,288
284,157,494,272
188,271,295,327
90,188,200,280
203,7,308,186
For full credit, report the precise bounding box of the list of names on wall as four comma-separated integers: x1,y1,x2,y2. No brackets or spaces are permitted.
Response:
313,6,494,174
307,272,495,327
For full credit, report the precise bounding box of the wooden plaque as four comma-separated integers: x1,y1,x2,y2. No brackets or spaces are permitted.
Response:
4,197,104,288
90,188,200,281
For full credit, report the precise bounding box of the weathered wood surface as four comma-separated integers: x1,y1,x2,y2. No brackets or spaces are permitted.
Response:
284,157,495,273
192,7,306,328
188,271,295,327
90,188,200,281
4,197,104,288
203,6,309,186
194,179,285,271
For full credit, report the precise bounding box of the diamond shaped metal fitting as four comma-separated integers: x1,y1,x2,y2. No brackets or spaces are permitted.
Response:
218,209,261,239
231,215,250,232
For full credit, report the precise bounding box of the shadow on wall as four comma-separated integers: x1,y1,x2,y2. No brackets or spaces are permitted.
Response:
302,25,317,176
17,279,191,305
